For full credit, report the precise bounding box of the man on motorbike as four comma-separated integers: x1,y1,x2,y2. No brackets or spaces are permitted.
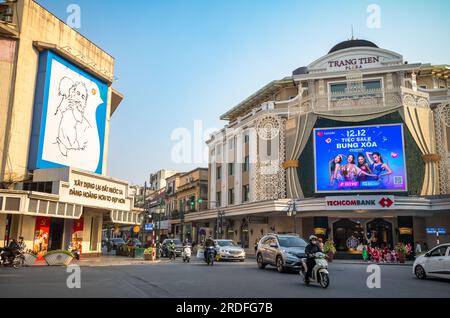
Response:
168,239,176,258
1,237,25,263
203,236,216,261
304,235,321,283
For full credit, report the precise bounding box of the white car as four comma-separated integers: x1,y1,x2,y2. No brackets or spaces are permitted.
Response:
413,243,450,280
214,239,246,262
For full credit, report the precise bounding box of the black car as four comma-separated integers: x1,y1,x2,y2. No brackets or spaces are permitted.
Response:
161,239,183,257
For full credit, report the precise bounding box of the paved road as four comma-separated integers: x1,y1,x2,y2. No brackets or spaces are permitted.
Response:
0,258,448,298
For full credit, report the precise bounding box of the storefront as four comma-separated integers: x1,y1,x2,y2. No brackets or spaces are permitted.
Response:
0,167,142,257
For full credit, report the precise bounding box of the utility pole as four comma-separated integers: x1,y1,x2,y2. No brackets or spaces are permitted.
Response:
180,201,185,242
140,181,147,243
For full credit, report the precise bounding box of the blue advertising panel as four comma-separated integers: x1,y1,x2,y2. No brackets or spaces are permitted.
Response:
313,124,408,193
144,223,154,231
29,50,108,174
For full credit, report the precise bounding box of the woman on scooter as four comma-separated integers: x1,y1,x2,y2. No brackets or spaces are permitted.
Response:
304,235,321,283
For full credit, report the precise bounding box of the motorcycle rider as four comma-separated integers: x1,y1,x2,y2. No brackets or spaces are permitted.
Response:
304,235,321,283
167,239,176,258
1,237,25,263
203,235,216,261
17,236,26,253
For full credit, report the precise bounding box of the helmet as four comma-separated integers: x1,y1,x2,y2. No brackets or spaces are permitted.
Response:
309,235,318,242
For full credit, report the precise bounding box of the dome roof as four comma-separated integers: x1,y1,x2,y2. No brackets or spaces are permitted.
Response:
328,39,378,54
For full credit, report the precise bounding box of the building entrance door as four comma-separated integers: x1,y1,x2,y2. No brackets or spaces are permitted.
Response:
49,218,65,251
240,218,249,248
366,218,393,249
333,219,365,252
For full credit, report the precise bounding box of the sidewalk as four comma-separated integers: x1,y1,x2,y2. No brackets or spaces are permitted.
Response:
73,255,163,267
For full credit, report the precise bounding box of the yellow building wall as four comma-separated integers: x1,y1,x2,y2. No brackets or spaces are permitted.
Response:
2,0,115,183
82,208,104,255
20,215,36,250
0,214,6,247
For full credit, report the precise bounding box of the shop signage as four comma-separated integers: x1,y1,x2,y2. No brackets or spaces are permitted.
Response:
59,169,129,211
399,227,413,235
133,225,140,233
314,227,327,235
248,216,269,224
325,195,395,210
426,227,446,235
307,48,403,74
327,55,381,70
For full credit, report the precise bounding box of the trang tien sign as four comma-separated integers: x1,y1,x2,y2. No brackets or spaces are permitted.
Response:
328,56,380,70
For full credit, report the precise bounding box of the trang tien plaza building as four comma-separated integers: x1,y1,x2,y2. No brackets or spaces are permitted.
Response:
174,38,450,257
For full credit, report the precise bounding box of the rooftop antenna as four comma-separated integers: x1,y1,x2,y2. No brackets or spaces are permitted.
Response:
351,25,355,40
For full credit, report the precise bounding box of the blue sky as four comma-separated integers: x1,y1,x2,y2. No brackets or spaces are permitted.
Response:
36,0,450,184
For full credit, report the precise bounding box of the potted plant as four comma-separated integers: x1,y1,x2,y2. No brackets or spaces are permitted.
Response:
323,240,336,262
394,243,408,263
44,250,75,266
144,247,156,261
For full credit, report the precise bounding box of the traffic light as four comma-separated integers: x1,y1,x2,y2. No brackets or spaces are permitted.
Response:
189,200,195,207
197,198,203,204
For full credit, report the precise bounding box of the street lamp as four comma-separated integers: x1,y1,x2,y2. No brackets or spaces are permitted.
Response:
286,200,299,234
154,199,165,259
217,210,225,239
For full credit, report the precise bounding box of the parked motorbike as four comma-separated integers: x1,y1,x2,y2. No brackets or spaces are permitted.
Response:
0,248,25,269
182,245,192,263
299,252,330,288
70,248,81,260
205,246,215,266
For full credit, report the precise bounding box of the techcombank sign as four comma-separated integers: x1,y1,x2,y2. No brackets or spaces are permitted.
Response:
325,195,395,210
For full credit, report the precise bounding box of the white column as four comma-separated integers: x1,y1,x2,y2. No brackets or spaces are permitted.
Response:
210,144,216,209
248,127,258,202
222,141,228,207
235,132,243,204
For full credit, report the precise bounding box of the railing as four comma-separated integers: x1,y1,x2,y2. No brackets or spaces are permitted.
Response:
287,85,429,116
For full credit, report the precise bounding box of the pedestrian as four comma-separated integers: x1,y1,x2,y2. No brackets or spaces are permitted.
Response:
318,238,324,252
415,242,422,255
362,245,369,262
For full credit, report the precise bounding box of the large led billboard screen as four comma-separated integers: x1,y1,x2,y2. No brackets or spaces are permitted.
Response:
313,124,408,193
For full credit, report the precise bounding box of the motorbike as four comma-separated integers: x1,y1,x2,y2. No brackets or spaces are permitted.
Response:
0,248,25,269
70,248,81,260
168,247,176,260
299,252,330,288
205,246,215,266
182,245,191,263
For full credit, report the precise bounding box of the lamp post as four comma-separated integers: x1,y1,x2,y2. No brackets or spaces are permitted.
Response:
217,210,225,239
286,200,299,234
155,199,165,259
